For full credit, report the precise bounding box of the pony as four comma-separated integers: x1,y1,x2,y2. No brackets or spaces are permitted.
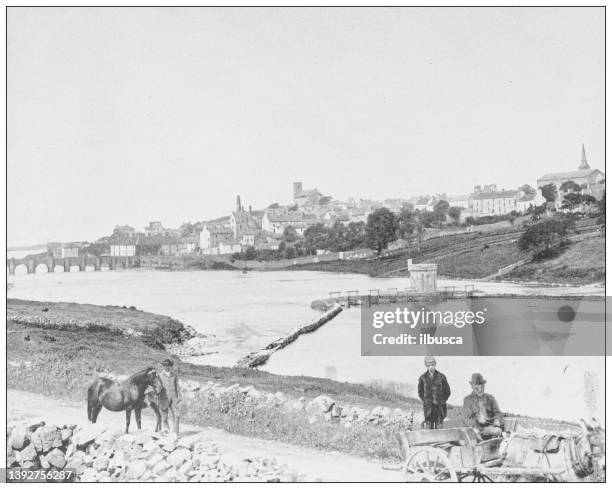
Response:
87,367,163,433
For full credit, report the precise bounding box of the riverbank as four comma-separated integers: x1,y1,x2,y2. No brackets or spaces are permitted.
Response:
8,299,582,465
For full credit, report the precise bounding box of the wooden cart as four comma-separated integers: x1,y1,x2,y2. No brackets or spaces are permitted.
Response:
396,426,566,482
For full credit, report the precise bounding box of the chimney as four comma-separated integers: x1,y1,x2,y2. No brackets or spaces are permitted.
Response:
236,195,242,212
249,205,252,214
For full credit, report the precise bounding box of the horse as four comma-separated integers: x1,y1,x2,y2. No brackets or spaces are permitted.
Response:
86,367,163,433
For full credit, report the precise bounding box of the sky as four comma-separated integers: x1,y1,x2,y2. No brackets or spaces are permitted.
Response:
7,7,604,246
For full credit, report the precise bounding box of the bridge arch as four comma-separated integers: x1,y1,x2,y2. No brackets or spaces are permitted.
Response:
35,263,49,274
14,263,28,275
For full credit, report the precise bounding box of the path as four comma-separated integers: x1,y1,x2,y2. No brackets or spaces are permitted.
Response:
7,390,400,482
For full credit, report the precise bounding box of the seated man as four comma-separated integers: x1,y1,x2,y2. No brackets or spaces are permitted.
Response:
462,373,503,439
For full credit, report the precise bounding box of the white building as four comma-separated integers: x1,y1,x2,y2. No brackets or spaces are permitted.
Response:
110,237,138,257
470,188,519,216
516,191,546,213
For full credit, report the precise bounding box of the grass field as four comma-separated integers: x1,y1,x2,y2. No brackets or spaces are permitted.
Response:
506,237,605,284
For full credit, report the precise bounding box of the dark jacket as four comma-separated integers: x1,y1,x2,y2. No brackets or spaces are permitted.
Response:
462,392,503,428
418,370,451,420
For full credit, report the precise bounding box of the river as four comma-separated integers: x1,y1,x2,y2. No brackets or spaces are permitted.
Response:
7,268,604,422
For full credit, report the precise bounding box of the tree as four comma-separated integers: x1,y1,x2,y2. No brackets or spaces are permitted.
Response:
365,207,398,254
346,221,366,249
397,208,417,238
433,200,450,226
303,223,330,254
519,184,536,195
283,225,298,242
559,180,581,194
540,183,558,203
562,193,596,212
180,222,194,236
597,191,605,226
448,206,462,224
508,210,519,225
284,246,296,259
243,246,257,260
518,216,575,259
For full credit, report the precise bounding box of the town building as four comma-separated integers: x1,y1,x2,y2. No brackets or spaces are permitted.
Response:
199,224,233,251
262,210,310,235
516,190,546,213
47,242,80,259
109,237,138,257
230,195,262,239
469,185,519,216
447,195,471,209
414,196,436,212
536,144,605,200
293,182,324,207
113,225,137,237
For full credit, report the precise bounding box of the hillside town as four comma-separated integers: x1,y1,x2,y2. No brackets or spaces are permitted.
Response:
42,145,604,261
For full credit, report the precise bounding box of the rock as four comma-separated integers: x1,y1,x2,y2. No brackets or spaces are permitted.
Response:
125,460,148,480
245,389,264,401
9,424,29,450
74,424,107,447
177,432,206,449
80,467,100,482
238,385,255,394
177,460,193,476
312,395,335,413
151,459,170,475
33,424,61,452
162,432,178,451
118,433,136,446
167,447,191,467
274,392,288,405
46,448,66,468
16,443,37,463
60,428,73,442
65,451,86,474
39,454,51,470
148,451,165,466
93,456,109,471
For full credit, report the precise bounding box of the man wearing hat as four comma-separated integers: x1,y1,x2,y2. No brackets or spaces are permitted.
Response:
463,373,503,439
417,356,451,429
159,358,182,435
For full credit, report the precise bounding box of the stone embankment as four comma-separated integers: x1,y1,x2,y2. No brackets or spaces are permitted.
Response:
7,421,309,482
236,304,343,368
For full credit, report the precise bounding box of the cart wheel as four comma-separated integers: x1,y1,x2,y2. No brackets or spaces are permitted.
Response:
403,446,458,482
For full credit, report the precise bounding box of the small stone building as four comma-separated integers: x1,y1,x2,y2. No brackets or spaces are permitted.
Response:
407,259,438,293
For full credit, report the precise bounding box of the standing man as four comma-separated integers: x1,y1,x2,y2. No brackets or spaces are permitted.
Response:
462,373,503,439
159,358,182,435
417,356,451,429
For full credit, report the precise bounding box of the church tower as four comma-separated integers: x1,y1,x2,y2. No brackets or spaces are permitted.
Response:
579,143,590,170
236,195,242,212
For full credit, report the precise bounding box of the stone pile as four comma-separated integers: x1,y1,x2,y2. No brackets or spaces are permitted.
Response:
7,420,75,476
8,421,310,482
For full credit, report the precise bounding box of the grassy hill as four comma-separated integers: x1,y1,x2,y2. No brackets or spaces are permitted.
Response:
505,236,605,284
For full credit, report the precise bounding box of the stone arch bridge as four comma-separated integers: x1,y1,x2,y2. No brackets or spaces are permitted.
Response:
7,256,139,274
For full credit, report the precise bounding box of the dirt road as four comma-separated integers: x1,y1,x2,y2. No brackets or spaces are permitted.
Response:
7,390,401,482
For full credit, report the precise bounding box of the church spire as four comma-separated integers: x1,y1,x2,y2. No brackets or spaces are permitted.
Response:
579,143,590,170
